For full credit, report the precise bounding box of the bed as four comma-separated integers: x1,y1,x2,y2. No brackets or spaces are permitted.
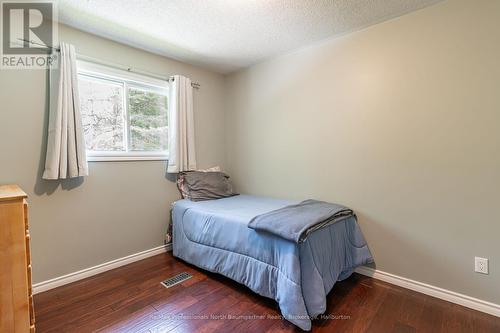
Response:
172,194,373,331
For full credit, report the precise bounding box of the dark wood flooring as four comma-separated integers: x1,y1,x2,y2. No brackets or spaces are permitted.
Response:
34,253,500,332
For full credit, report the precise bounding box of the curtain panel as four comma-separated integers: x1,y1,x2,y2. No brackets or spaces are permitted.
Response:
167,75,197,173
43,42,88,180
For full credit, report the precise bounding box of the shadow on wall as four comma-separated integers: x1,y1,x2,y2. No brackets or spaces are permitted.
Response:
355,211,451,282
165,172,177,182
34,68,85,196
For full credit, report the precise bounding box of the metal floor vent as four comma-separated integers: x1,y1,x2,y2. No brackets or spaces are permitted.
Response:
161,272,192,288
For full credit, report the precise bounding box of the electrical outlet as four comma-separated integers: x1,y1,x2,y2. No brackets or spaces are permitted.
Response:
475,257,489,274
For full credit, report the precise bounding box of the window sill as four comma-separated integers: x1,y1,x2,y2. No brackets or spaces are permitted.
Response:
87,153,168,162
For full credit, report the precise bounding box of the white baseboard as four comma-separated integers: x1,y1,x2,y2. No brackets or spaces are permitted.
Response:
33,243,172,295
32,247,500,319
355,266,500,318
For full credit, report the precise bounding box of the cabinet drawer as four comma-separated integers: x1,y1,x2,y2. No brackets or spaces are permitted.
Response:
24,199,29,231
26,233,32,266
27,264,33,295
29,294,35,326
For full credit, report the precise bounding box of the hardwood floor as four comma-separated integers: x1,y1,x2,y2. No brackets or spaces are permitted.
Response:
34,253,500,333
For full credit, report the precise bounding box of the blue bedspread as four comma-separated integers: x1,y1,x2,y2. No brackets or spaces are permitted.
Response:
172,195,373,330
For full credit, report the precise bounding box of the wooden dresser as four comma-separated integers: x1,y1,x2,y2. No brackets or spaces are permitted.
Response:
0,185,35,332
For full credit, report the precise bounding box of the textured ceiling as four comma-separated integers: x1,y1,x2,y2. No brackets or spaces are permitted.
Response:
57,0,442,73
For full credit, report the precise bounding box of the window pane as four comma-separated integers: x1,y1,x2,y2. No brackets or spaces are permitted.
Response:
79,75,125,151
128,87,168,151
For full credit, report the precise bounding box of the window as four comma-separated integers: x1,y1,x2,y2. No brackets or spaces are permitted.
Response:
77,61,169,161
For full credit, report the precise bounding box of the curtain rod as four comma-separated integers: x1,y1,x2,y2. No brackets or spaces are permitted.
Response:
17,38,201,89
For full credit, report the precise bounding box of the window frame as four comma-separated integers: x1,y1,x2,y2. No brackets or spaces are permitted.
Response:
77,60,169,162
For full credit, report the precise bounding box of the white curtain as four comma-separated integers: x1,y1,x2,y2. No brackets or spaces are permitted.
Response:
167,75,197,173
43,42,88,179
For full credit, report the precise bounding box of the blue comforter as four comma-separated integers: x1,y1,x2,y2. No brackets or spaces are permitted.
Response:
172,195,373,330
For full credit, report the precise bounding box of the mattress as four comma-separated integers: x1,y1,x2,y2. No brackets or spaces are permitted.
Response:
172,194,373,330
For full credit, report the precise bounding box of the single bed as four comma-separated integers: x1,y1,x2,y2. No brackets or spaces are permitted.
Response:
172,194,373,331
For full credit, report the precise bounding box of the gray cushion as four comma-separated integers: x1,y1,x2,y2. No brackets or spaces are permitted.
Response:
177,171,237,201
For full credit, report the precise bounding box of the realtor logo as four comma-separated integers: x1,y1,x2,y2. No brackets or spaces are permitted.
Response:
1,1,58,69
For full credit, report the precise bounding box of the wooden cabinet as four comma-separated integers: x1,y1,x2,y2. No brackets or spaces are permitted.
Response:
0,185,35,332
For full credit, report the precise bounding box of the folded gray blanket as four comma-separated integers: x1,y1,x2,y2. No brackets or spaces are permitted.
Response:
248,199,354,243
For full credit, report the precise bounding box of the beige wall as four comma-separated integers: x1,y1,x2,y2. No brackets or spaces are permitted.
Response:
225,0,500,304
1,0,498,305
0,24,226,283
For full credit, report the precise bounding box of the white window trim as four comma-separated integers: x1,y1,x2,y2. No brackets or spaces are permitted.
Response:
77,60,169,162
86,151,169,162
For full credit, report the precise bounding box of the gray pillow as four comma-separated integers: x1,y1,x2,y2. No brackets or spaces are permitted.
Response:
177,171,238,201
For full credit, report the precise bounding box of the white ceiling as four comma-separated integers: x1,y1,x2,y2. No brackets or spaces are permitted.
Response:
57,0,442,74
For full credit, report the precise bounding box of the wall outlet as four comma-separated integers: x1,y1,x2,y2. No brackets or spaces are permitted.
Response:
475,257,489,274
